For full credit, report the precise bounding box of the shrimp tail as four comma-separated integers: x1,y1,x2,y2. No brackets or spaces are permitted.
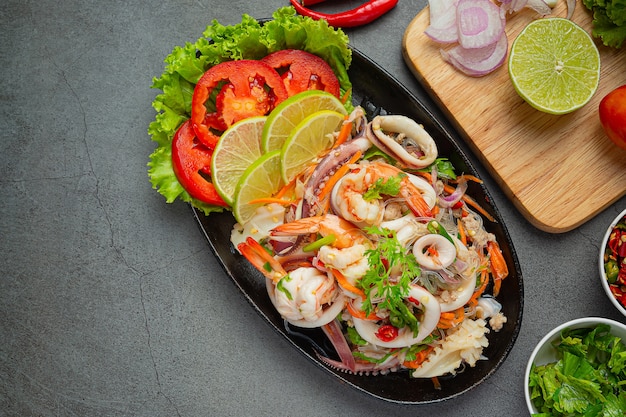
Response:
238,237,285,283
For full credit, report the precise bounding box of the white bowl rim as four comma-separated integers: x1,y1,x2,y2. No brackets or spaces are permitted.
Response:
524,316,626,414
598,207,626,316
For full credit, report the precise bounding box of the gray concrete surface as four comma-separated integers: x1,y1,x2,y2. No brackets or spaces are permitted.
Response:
2,0,625,416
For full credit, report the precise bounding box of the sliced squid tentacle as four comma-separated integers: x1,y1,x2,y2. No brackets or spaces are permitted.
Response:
317,353,401,376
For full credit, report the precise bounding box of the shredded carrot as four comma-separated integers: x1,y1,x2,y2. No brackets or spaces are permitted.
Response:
437,307,465,329
346,301,379,321
340,88,352,105
443,183,495,222
275,176,298,199
454,174,483,184
403,345,435,369
487,240,508,296
414,171,434,183
427,245,439,257
467,268,489,308
317,150,362,201
457,220,467,245
330,268,367,299
332,119,353,149
247,197,294,205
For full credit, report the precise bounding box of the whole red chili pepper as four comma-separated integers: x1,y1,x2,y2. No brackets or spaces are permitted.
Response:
290,0,399,28
301,0,328,5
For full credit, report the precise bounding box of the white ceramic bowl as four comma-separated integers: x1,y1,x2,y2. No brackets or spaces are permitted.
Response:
524,317,626,414
599,207,626,317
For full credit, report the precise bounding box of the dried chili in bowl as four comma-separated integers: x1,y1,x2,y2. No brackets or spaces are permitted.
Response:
603,212,626,310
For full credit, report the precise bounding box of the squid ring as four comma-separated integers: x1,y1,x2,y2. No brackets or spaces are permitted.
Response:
413,234,457,270
352,285,441,348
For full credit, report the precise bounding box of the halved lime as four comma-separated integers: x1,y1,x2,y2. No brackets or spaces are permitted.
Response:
262,90,347,153
280,109,344,183
211,116,266,206
233,150,284,225
508,18,600,115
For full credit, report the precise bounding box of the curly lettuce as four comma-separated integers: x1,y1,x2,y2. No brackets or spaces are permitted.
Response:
147,7,353,215
583,0,626,48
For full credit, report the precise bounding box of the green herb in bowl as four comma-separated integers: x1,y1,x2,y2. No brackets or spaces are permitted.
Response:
525,318,626,416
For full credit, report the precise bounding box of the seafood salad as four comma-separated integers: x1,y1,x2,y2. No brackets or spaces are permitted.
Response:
230,107,509,381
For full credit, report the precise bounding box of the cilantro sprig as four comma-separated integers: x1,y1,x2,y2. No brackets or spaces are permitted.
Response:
360,226,421,335
363,175,403,201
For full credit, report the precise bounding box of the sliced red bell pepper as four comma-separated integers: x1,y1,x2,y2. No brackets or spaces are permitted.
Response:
261,49,341,98
191,60,288,149
171,120,228,207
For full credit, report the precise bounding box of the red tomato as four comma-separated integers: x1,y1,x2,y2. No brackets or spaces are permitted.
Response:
599,85,626,151
191,60,288,149
171,120,228,207
261,49,341,98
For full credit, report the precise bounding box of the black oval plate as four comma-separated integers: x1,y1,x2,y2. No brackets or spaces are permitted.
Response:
192,48,523,404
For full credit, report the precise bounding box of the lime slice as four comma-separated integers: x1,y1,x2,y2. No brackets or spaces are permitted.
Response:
280,109,345,183
233,150,284,225
210,116,266,206
262,90,347,153
508,18,600,115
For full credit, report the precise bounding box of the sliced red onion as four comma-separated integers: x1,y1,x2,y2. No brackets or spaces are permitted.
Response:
440,32,508,77
320,319,356,372
500,0,528,14
524,0,552,16
437,177,468,207
425,0,460,43
500,0,552,16
456,0,505,49
566,0,576,19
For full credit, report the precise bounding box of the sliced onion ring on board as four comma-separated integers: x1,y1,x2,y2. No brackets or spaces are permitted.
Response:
456,0,505,49
440,33,508,77
500,0,552,16
565,0,576,19
425,0,459,43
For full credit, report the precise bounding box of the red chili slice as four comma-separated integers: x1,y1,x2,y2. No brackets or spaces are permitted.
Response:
261,49,341,98
171,120,228,207
375,324,399,342
191,60,288,149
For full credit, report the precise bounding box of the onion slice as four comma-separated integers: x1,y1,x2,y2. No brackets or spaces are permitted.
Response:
566,0,576,20
500,0,552,16
456,0,505,49
440,33,508,77
525,0,552,16
425,0,459,43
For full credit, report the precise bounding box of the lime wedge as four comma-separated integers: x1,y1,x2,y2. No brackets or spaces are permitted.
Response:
210,116,266,206
262,90,347,153
233,150,284,225
280,109,344,184
508,18,600,115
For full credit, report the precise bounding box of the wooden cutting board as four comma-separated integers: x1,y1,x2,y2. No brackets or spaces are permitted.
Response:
402,2,626,233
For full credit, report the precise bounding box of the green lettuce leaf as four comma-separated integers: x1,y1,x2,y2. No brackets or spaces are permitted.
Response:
528,324,626,416
147,6,353,216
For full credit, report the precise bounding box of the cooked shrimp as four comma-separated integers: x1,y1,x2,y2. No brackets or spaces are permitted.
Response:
271,213,368,249
330,161,434,225
266,266,346,328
